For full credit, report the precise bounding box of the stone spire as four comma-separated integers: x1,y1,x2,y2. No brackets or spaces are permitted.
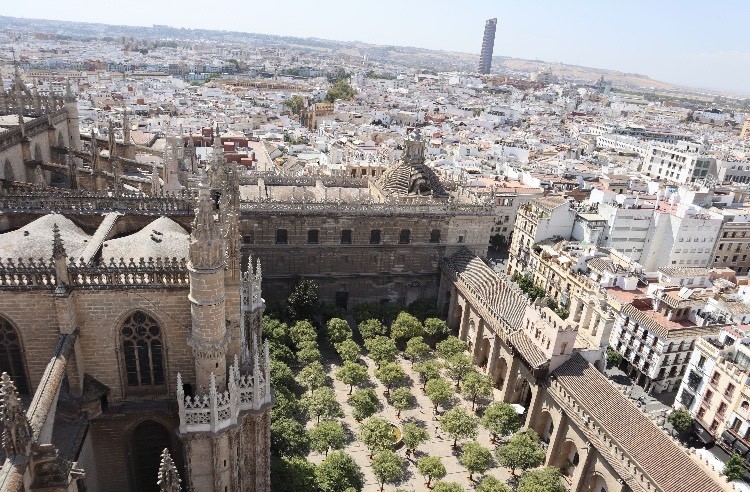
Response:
52,223,70,292
0,372,32,458
52,223,66,259
189,186,225,270
64,79,74,103
113,160,123,196
90,129,99,171
157,448,181,492
151,161,161,196
33,166,45,187
185,129,197,173
122,110,131,146
13,61,26,137
108,120,116,158
207,129,225,190
240,256,264,355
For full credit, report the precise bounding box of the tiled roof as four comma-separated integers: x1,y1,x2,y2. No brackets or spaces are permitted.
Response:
552,354,723,492
445,248,527,329
658,267,711,278
534,195,569,212
587,256,621,274
621,303,721,340
509,330,548,369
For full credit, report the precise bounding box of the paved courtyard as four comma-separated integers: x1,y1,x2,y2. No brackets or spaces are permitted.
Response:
306,343,519,491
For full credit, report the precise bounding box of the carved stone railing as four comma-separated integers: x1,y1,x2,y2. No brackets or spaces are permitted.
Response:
0,258,57,289
0,188,195,215
0,257,189,290
177,345,272,434
69,257,189,289
240,199,495,216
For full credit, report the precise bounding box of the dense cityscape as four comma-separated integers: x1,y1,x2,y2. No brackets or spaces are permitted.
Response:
0,8,749,492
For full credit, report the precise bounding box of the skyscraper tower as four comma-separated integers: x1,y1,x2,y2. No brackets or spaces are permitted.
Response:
478,18,497,74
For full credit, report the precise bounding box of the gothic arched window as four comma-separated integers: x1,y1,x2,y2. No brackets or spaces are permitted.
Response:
0,317,28,395
121,312,165,387
3,159,14,181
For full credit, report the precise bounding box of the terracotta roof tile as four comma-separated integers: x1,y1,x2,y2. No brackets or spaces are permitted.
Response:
552,355,723,492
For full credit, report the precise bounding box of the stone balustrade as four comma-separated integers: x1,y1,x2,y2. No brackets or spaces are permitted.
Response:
240,198,494,216
0,188,195,215
0,256,189,290
177,345,272,434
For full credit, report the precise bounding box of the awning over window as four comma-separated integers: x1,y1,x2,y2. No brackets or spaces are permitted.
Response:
721,430,738,446
694,422,715,444
734,439,750,457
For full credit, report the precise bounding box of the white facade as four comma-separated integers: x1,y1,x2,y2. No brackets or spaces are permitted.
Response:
641,142,715,185
640,206,723,272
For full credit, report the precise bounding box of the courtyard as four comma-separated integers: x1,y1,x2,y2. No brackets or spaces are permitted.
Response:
268,310,564,492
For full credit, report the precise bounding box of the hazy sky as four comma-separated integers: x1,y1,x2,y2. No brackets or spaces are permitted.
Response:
4,0,749,94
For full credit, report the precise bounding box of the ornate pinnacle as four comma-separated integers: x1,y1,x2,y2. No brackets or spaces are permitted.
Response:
157,448,182,492
192,185,218,238
52,223,66,259
33,166,45,188
64,80,74,102
0,373,32,458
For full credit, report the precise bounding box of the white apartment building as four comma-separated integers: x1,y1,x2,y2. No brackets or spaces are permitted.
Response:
639,204,723,272
717,160,750,185
596,134,649,157
609,291,723,394
641,141,715,185
595,201,654,263
507,196,576,275
675,328,750,444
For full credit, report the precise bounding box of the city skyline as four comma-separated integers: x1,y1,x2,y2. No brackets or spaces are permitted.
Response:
3,0,749,94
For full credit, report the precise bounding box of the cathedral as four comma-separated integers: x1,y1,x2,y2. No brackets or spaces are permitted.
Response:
0,70,272,491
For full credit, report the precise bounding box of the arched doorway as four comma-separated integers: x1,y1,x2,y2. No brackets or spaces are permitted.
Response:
534,410,554,444
492,357,507,389
465,320,475,350
477,337,491,369
589,474,608,492
131,420,172,492
513,377,533,408
559,440,580,479
450,304,463,335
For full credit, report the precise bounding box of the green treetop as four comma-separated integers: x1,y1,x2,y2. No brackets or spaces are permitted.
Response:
365,336,398,367
426,377,454,413
316,451,363,492
326,317,353,345
417,456,446,488
309,420,347,456
439,407,479,447
359,417,395,458
516,467,565,492
335,338,361,363
389,387,415,418
336,361,369,394
481,402,521,442
495,430,545,475
436,336,468,359
461,371,493,410
371,450,405,492
348,388,380,422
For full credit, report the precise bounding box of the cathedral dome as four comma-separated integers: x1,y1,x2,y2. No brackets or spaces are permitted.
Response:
376,129,447,198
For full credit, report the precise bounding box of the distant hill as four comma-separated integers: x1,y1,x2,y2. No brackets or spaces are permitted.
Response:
1,15,742,98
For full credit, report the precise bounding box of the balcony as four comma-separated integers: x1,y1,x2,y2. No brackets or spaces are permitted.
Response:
686,372,702,392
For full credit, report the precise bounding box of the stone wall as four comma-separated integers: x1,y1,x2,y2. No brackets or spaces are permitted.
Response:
240,211,491,306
